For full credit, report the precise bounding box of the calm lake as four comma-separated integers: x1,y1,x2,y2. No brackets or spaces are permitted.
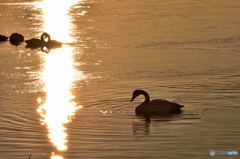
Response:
0,0,240,158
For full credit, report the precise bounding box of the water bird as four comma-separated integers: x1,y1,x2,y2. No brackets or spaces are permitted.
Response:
25,32,62,49
25,33,49,49
0,34,8,42
44,32,62,49
130,90,184,115
9,33,24,46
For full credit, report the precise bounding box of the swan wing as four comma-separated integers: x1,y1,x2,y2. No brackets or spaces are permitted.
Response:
151,99,184,108
146,99,184,114
25,39,44,48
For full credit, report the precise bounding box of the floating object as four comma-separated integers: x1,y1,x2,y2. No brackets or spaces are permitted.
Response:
9,33,24,46
0,34,8,42
130,90,184,115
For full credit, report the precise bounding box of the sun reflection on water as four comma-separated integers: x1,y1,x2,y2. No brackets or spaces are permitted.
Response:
39,0,77,42
36,0,84,158
51,154,64,159
37,47,82,151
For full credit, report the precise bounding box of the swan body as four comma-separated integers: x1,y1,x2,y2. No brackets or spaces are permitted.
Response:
25,38,45,49
45,40,62,49
25,33,48,49
9,33,24,46
130,90,184,115
0,35,8,42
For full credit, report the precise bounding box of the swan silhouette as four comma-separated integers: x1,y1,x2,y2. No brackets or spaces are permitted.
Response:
25,33,49,49
44,33,62,49
25,32,62,49
9,33,24,46
0,34,8,42
130,90,184,115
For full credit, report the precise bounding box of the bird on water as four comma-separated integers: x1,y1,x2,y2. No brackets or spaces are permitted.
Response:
9,33,24,46
25,32,62,49
0,34,8,42
44,33,62,49
25,33,49,49
130,90,184,115
0,33,24,45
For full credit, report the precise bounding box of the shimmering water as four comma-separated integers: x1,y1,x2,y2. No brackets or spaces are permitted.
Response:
0,0,240,158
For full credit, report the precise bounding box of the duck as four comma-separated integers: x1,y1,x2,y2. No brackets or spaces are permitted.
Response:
0,34,8,42
9,33,24,46
25,33,49,49
130,90,184,115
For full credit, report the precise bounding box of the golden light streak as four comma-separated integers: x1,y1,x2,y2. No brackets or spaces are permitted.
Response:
36,0,84,158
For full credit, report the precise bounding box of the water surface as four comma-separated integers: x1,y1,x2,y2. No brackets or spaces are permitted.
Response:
0,0,240,158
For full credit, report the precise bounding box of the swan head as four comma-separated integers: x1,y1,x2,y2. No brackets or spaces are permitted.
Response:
41,32,51,42
130,90,144,102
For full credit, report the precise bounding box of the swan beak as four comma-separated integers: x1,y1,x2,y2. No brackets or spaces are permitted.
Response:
130,98,134,102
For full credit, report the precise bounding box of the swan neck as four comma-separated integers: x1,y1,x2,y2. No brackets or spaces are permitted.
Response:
41,33,51,43
47,34,51,41
142,91,150,103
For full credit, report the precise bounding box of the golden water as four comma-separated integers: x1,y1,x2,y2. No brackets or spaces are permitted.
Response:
0,0,240,158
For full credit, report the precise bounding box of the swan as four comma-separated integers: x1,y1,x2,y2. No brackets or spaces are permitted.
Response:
130,90,184,115
25,33,49,49
25,32,62,49
0,34,8,42
43,32,62,49
9,33,24,46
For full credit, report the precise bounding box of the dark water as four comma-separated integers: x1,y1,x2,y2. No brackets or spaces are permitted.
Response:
0,0,240,158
